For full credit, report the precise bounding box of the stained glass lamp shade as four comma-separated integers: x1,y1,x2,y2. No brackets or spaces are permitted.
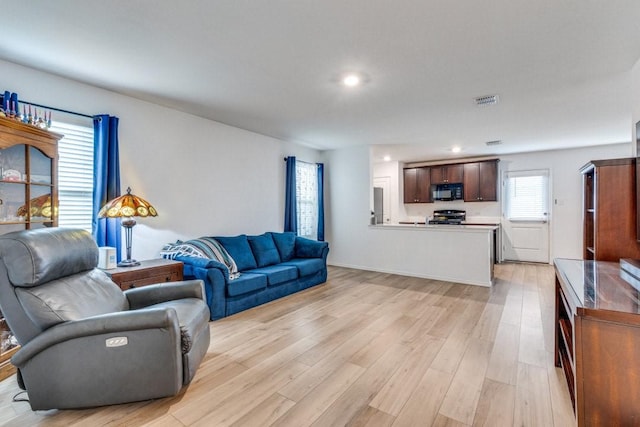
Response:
98,187,157,267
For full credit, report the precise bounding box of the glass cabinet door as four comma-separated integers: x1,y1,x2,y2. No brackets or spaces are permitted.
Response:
0,145,56,232
0,144,27,233
27,146,55,228
0,116,62,382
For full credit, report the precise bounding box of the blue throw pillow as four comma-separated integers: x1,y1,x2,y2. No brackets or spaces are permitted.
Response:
248,233,281,267
270,232,296,261
214,235,257,271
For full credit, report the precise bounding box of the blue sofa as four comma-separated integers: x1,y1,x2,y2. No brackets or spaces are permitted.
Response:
175,232,329,320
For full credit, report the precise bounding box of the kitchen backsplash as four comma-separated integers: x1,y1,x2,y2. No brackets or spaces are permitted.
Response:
402,200,501,224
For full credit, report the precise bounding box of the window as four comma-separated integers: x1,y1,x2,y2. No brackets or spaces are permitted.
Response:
296,161,318,239
50,121,94,231
504,169,549,221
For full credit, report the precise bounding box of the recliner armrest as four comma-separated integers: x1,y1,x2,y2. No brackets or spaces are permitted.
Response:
125,280,206,309
12,308,180,366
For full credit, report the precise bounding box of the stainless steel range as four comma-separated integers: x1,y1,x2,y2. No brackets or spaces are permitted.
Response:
428,209,466,225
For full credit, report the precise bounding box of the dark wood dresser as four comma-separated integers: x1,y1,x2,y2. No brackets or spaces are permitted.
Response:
554,258,640,426
104,259,183,291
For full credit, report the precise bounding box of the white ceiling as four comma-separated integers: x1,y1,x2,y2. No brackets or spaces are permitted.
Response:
2,1,640,162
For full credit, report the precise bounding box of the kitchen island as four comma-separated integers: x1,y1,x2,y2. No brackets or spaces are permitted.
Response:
367,223,498,286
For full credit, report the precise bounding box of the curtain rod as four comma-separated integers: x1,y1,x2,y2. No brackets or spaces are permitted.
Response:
20,99,93,119
283,157,315,165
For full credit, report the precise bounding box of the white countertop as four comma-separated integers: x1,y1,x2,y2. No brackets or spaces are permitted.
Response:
370,223,499,231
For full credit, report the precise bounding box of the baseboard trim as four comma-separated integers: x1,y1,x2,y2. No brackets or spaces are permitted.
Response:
326,262,492,287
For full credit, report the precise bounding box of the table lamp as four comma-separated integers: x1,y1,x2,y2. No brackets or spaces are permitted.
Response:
98,187,157,267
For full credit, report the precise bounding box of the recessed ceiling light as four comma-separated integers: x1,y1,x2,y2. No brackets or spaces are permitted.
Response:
451,146,462,153
343,74,361,87
383,155,391,162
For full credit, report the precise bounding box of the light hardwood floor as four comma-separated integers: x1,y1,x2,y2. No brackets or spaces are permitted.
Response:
0,263,575,426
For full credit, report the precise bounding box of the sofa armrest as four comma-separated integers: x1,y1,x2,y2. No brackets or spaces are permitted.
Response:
12,308,180,366
295,237,329,258
176,255,230,282
125,280,205,309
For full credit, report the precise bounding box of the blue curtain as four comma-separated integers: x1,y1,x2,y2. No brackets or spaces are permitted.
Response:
284,156,297,233
92,115,122,261
317,163,325,241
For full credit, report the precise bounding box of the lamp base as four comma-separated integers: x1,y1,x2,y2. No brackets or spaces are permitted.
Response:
117,259,140,267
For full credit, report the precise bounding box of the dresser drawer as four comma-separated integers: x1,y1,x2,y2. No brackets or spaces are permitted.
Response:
105,259,183,291
118,271,181,290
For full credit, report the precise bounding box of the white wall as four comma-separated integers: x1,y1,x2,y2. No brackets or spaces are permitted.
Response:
323,146,371,267
633,57,640,154
327,143,631,271
4,57,637,272
500,143,630,260
0,60,320,260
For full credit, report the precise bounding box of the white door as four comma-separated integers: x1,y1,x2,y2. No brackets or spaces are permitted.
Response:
373,176,391,224
502,169,550,263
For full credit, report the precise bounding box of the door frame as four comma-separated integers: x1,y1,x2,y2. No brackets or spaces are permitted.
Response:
501,168,552,264
373,176,392,224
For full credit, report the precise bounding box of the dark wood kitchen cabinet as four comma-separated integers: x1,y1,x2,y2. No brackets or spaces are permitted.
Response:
580,158,640,261
430,163,463,184
463,160,498,202
403,167,431,203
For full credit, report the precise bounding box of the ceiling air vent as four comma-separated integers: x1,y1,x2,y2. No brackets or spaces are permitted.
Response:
485,140,502,146
475,94,499,106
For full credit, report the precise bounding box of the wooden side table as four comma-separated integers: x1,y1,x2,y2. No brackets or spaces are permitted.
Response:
104,259,183,291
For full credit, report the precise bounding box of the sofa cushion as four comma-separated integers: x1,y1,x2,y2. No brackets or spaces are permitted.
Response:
280,258,325,277
214,235,257,271
270,232,296,261
248,234,281,267
226,273,267,297
245,265,298,286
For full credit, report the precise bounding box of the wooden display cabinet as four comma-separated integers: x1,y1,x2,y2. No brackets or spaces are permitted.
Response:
580,158,640,261
0,116,63,381
555,258,640,426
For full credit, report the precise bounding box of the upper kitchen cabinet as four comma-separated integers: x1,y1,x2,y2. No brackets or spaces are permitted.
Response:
403,167,431,203
463,160,499,202
430,163,463,184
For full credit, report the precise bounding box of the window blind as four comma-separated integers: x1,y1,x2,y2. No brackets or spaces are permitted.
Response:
296,161,318,239
504,169,549,221
50,121,94,231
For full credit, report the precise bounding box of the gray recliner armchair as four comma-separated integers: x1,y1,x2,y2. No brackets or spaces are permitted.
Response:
0,227,210,410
